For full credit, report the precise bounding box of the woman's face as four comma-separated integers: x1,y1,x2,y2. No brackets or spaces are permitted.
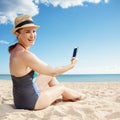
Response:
16,27,37,47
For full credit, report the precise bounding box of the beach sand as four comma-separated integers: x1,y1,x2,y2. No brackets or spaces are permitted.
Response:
0,80,120,120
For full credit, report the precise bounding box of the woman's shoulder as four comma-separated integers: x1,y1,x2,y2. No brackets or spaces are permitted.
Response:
11,47,34,60
18,50,38,63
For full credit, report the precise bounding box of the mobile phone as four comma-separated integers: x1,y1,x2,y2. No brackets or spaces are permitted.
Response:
72,47,78,57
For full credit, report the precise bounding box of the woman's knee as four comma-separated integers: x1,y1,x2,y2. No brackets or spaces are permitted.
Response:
48,77,60,86
36,74,52,82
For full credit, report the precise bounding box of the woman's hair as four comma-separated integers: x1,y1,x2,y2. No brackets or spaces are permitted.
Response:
8,43,18,53
8,29,21,53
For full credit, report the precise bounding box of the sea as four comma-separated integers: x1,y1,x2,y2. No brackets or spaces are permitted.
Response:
0,74,120,82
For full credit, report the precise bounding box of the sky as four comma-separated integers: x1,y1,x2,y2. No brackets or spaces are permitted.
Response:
0,0,120,74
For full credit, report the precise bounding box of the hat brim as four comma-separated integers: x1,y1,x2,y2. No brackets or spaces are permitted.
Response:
11,24,40,34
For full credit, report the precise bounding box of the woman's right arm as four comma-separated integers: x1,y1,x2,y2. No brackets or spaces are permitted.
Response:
21,51,78,76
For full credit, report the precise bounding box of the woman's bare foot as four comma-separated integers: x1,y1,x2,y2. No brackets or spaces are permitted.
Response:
63,93,86,102
62,87,86,102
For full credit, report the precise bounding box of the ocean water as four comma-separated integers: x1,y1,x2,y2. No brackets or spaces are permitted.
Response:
0,74,11,80
0,74,120,82
57,74,120,82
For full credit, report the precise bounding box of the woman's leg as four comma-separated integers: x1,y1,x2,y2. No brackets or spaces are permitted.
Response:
34,84,65,110
48,77,84,101
35,74,52,91
34,82,85,110
48,76,59,86
35,75,84,103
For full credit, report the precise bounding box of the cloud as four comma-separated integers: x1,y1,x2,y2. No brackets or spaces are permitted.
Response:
0,0,109,24
0,40,9,44
104,0,109,3
38,0,109,8
0,0,39,24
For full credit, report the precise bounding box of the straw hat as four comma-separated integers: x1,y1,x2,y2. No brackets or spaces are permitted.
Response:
12,14,40,34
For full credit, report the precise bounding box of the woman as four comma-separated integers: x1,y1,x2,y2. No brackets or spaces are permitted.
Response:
9,14,84,110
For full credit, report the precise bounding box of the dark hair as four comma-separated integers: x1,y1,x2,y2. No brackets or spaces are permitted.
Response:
8,43,18,53
8,29,21,53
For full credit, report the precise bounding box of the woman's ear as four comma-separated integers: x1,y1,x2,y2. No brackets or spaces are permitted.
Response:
15,31,20,37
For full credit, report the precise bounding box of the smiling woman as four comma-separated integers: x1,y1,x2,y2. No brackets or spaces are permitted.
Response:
8,14,85,110
8,14,39,52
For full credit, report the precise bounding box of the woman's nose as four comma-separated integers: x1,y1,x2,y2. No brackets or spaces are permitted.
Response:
30,32,34,38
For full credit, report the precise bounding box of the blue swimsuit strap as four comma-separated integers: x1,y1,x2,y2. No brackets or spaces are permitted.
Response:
32,71,38,82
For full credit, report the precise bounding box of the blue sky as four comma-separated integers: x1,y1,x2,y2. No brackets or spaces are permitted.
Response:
0,0,120,74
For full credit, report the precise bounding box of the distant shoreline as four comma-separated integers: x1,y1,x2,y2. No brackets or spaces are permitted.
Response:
1,74,120,82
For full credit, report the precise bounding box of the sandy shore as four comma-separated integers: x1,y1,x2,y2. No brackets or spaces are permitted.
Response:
0,80,120,120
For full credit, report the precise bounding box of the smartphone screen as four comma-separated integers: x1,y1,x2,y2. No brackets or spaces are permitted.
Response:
72,47,78,57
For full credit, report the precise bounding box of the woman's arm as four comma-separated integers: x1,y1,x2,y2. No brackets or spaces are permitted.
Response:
21,51,78,76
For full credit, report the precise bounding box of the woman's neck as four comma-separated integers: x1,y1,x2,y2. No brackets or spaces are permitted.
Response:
17,43,27,49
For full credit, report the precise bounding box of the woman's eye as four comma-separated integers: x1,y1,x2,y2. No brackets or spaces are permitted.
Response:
26,30,36,33
26,31,30,33
33,30,36,33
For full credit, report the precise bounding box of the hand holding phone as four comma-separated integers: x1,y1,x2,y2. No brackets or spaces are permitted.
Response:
72,47,78,57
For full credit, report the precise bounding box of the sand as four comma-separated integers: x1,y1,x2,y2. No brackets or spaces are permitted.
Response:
0,80,120,120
